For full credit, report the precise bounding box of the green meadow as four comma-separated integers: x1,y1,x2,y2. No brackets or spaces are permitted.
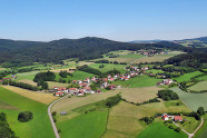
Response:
57,111,108,138
89,63,126,74
112,75,161,88
0,86,55,138
173,71,203,82
56,70,95,81
137,121,187,138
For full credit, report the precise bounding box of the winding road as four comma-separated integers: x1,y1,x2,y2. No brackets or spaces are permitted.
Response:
48,97,65,138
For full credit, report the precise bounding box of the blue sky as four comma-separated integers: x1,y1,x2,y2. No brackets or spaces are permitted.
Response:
0,0,207,41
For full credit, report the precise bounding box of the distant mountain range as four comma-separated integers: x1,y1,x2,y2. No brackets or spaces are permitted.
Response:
130,37,207,47
129,39,163,43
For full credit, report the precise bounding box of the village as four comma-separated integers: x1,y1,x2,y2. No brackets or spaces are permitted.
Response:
52,65,174,97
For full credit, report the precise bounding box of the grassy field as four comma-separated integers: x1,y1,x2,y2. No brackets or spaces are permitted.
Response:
15,71,40,81
188,81,207,91
112,75,161,88
196,75,207,81
89,63,126,74
103,100,191,137
146,69,165,74
2,86,58,104
170,87,207,111
138,121,187,138
133,51,184,64
173,71,204,83
18,79,37,86
0,86,55,138
118,87,162,103
100,50,145,63
47,81,69,89
57,111,108,138
55,71,95,81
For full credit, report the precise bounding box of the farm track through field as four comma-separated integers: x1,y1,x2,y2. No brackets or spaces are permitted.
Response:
173,117,204,138
48,96,66,138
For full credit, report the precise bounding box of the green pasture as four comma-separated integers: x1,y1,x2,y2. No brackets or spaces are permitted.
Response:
112,75,161,88
0,86,55,138
89,63,126,74
57,111,108,138
56,71,95,81
137,121,187,138
173,71,203,82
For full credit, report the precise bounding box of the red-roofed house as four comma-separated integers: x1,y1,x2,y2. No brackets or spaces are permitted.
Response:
69,88,78,94
56,92,64,97
108,77,114,81
174,116,183,122
107,85,116,90
162,114,169,121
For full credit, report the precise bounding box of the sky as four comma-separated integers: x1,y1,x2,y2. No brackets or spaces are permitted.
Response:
0,0,207,41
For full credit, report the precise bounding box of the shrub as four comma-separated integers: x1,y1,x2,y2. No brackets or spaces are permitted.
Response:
52,111,57,116
140,117,154,125
18,111,33,122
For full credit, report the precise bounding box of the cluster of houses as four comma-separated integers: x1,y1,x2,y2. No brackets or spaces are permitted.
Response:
157,79,174,86
53,86,98,97
162,113,183,122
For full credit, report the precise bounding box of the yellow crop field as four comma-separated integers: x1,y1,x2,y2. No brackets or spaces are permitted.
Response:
18,79,37,86
1,86,58,104
118,87,162,103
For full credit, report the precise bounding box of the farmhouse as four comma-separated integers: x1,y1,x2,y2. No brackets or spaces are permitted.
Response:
174,116,183,122
162,113,169,120
162,79,173,85
107,85,117,90
56,92,64,97
69,88,78,94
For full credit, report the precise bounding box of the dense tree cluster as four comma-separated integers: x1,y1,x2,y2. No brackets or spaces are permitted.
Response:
77,65,102,76
158,89,179,101
0,112,18,138
105,94,122,108
140,117,154,125
33,71,56,82
2,80,38,91
18,111,33,122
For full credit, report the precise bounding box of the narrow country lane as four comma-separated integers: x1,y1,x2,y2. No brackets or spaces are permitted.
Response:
48,97,65,138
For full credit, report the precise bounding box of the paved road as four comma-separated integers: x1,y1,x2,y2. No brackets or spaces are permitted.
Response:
48,97,65,138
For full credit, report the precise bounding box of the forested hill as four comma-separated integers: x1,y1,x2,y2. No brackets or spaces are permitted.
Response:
0,37,185,67
175,37,207,47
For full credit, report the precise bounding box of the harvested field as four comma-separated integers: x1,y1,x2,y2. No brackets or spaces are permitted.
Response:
1,86,58,104
119,87,162,103
47,81,69,88
18,79,37,86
